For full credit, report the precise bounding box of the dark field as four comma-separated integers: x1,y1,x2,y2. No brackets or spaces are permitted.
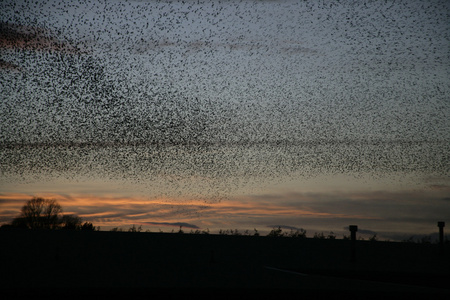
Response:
1,229,449,299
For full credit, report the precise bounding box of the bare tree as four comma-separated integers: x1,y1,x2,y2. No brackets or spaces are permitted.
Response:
15,197,62,229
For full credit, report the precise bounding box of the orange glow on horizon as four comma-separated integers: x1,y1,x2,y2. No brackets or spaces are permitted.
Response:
0,192,379,231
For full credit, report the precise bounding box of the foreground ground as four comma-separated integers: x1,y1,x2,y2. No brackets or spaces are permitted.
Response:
1,229,449,299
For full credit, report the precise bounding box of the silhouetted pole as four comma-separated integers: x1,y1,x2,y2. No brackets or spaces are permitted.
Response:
349,225,358,262
438,221,445,255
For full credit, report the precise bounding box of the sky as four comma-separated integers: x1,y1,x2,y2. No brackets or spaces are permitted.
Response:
0,0,449,240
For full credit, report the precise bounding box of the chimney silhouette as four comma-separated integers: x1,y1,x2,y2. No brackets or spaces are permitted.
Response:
349,225,358,262
438,221,445,255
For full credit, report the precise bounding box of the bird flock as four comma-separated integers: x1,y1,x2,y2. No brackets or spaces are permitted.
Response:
0,0,449,200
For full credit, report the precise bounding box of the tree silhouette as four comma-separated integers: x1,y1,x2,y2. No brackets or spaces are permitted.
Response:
7,197,97,230
80,222,95,231
61,214,82,230
13,197,62,229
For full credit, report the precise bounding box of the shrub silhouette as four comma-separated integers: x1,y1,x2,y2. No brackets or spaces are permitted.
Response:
128,224,142,232
327,231,336,239
266,227,307,238
110,227,123,232
287,228,307,238
267,227,283,237
313,232,326,239
61,214,82,230
189,228,210,234
80,222,96,231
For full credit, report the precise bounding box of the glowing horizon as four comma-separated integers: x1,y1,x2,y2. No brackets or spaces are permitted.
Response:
2,179,448,240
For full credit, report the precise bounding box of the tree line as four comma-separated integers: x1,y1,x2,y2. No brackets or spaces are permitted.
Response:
1,197,97,230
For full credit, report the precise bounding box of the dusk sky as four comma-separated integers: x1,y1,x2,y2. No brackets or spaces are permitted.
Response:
1,0,449,240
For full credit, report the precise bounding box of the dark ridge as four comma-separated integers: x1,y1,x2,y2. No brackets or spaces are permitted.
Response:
1,229,449,298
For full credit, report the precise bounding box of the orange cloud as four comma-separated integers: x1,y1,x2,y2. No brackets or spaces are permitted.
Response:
0,22,80,53
0,59,21,71
1,192,368,231
202,199,374,220
0,22,85,72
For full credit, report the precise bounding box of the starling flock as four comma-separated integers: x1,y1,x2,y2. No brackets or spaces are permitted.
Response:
0,0,449,201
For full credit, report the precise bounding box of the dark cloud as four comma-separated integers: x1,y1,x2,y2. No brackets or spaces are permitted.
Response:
429,184,450,191
267,225,303,231
143,222,199,229
0,209,20,217
0,22,80,53
343,226,377,235
261,190,450,221
0,22,83,72
0,58,21,71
